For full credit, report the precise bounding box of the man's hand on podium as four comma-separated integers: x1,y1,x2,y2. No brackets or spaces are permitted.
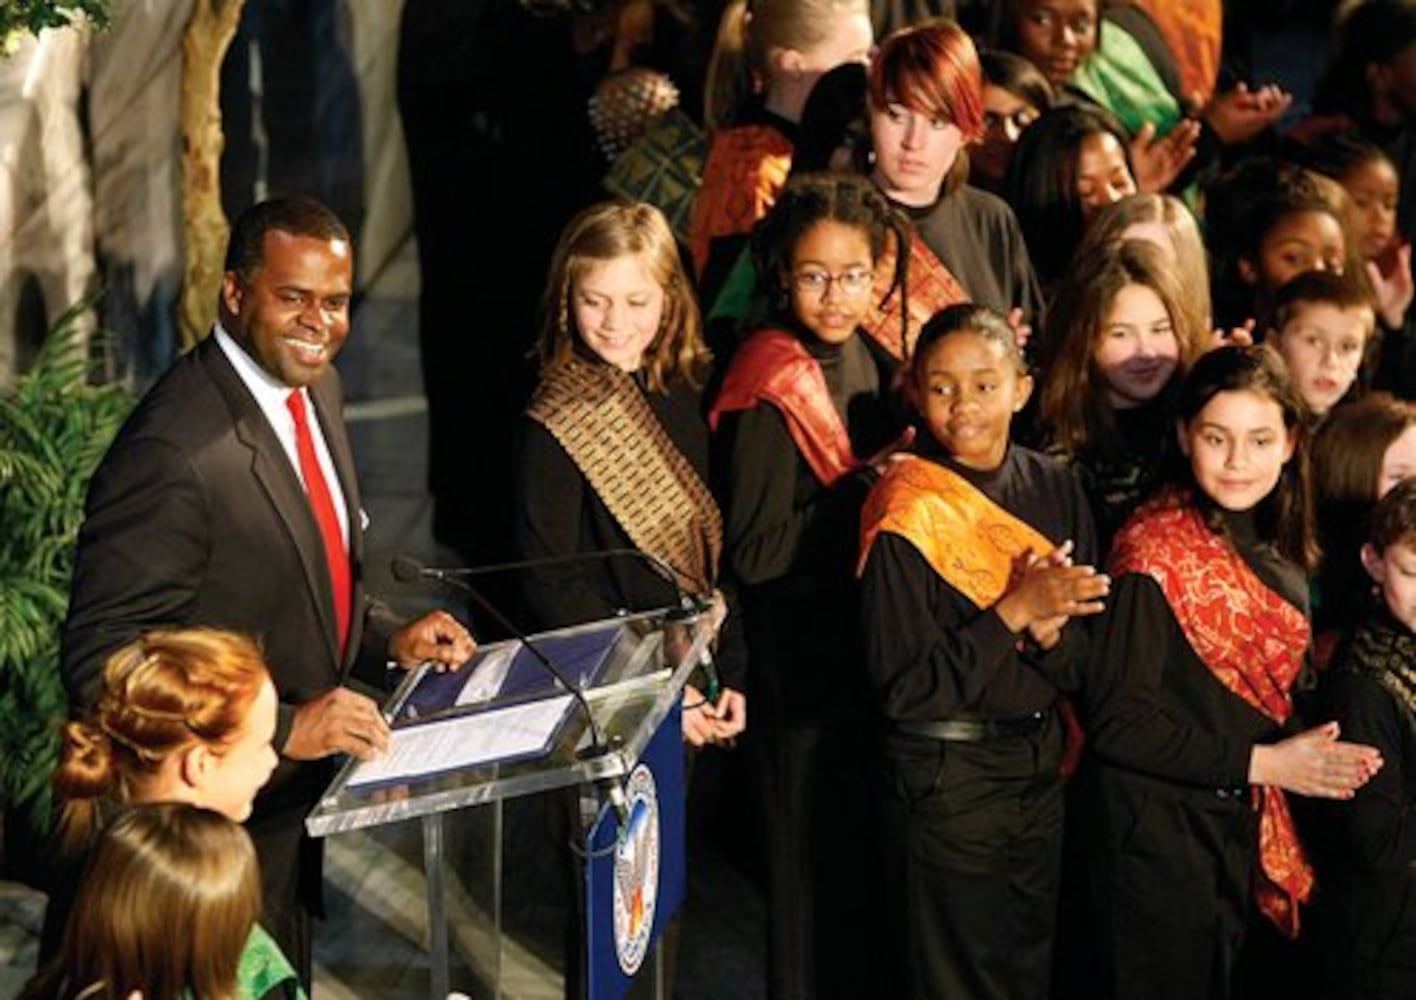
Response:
389,610,477,671
284,686,391,761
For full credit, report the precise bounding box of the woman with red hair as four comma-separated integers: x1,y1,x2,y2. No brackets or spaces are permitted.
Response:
862,19,1042,361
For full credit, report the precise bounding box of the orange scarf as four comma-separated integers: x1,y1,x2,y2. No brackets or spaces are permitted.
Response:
708,329,859,487
863,231,970,362
1133,0,1222,104
1109,492,1313,937
857,455,1055,607
688,124,792,277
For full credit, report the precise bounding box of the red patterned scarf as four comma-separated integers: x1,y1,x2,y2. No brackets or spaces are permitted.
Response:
1109,491,1313,937
708,328,859,486
862,231,970,362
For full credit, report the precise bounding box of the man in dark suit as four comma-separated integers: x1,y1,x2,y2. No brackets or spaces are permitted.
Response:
61,196,475,984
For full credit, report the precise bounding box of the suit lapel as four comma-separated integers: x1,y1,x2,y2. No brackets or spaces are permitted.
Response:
197,338,343,670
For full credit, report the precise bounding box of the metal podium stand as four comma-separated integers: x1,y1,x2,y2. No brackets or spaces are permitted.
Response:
306,608,709,1000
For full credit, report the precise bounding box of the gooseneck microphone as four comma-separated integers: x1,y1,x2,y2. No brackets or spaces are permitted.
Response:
403,547,721,699
391,553,629,826
420,547,707,614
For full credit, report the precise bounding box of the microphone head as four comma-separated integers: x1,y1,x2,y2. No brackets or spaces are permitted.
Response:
390,554,426,583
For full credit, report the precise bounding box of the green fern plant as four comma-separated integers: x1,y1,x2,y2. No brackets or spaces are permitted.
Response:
0,298,132,835
1,1,110,47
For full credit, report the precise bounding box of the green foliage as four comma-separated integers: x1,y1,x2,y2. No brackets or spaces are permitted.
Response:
0,0,110,44
0,298,132,833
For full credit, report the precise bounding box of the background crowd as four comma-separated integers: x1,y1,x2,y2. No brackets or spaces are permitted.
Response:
12,1,1416,999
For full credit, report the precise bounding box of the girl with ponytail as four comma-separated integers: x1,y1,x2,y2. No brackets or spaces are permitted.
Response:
40,628,279,963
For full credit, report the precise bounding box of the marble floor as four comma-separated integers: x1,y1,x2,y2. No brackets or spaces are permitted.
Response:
0,242,767,999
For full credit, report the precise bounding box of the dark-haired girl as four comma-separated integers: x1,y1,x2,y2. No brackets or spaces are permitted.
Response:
860,303,1107,999
711,171,909,999
1004,103,1138,295
1081,346,1384,999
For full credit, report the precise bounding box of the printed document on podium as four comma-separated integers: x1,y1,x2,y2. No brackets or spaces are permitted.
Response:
346,693,575,789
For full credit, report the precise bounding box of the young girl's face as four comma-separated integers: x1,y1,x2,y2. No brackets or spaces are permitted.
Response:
1273,302,1369,416
914,330,1032,470
1244,210,1346,291
572,253,666,373
1180,389,1296,512
1076,132,1137,218
870,102,967,207
1342,157,1400,260
1093,282,1180,410
1361,538,1416,633
193,679,279,823
1378,425,1416,497
1011,0,1099,87
972,85,1040,188
788,219,875,344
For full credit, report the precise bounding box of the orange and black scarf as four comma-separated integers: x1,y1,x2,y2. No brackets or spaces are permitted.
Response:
688,124,792,278
857,455,1056,606
708,328,860,487
528,358,722,593
1110,490,1313,937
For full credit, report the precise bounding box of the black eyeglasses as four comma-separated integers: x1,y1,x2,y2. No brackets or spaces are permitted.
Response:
791,267,874,297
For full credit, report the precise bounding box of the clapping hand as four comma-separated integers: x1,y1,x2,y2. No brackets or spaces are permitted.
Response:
996,540,1109,637
1131,119,1200,193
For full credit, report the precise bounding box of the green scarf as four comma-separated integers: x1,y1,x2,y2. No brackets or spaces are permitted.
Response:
1072,19,1182,138
235,924,307,1000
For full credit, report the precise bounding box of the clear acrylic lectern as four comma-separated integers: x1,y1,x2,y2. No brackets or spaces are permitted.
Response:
306,608,710,1000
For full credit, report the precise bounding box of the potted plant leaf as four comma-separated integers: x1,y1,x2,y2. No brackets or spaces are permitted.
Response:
0,297,131,880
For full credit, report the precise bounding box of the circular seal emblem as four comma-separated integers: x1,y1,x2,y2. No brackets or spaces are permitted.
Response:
613,763,661,975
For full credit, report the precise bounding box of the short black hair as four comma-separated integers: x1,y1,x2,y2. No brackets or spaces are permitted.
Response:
914,302,1025,374
1369,476,1416,551
979,48,1054,113
224,196,352,281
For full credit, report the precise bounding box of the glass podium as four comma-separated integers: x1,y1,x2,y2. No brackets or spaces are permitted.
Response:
307,607,710,999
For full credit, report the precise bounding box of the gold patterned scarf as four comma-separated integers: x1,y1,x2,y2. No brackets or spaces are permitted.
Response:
528,358,722,593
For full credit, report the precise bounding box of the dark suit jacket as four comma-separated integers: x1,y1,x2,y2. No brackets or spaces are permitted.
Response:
61,332,399,917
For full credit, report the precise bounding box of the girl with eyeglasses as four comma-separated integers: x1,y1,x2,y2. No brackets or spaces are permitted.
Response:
708,171,912,999
971,49,1055,196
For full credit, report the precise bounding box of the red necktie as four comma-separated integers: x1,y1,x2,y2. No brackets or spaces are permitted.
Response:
286,390,351,655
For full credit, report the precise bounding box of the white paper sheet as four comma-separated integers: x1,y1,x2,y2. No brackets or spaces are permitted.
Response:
346,693,575,789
